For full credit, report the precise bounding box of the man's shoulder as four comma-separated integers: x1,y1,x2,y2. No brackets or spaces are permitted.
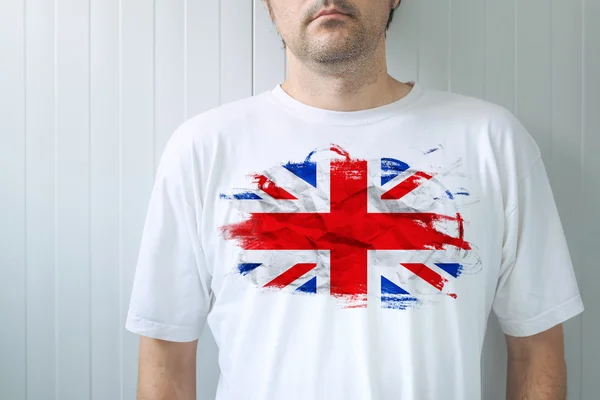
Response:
417,86,534,145
417,86,516,125
419,86,540,175
158,91,271,163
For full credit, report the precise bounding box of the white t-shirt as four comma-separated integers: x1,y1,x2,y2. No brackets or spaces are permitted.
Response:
126,81,584,400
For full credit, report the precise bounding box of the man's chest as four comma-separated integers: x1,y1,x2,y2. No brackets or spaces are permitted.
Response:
200,137,504,310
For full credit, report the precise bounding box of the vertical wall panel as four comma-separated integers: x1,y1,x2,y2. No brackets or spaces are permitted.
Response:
196,331,219,400
551,2,584,399
55,0,91,397
24,1,57,398
0,0,26,398
221,0,253,102
582,0,600,398
253,0,285,94
417,0,450,90
387,0,418,82
484,0,515,111
481,318,507,400
515,0,552,161
186,0,220,117
155,0,185,163
90,0,121,399
449,0,485,97
120,0,156,399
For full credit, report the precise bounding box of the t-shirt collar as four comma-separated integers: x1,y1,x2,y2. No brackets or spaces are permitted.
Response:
268,81,423,126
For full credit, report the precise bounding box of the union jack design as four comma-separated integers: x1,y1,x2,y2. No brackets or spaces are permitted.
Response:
218,144,481,309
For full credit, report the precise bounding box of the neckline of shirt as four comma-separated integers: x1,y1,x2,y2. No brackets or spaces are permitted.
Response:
267,80,423,126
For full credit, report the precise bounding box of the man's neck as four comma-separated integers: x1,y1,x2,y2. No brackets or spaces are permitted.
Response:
281,41,412,112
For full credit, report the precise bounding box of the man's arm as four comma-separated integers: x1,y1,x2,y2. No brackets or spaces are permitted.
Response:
137,336,198,400
505,324,567,400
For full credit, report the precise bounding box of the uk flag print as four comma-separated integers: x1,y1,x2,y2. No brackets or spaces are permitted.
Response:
218,143,481,310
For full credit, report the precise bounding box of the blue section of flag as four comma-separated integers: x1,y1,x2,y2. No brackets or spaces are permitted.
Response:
220,192,263,200
434,263,463,278
296,276,317,294
283,161,317,187
381,158,410,186
381,276,410,295
234,192,262,200
381,276,419,309
238,263,262,276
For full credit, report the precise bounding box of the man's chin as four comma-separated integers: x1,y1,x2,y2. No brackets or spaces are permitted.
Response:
309,29,353,47
308,48,360,64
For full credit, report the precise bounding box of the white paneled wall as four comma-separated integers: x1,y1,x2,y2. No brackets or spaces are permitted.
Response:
1,1,598,399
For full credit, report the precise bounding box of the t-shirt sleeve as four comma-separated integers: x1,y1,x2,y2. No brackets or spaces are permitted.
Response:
125,128,212,342
492,155,584,337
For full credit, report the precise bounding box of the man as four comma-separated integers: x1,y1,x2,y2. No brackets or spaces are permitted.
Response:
125,0,585,399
